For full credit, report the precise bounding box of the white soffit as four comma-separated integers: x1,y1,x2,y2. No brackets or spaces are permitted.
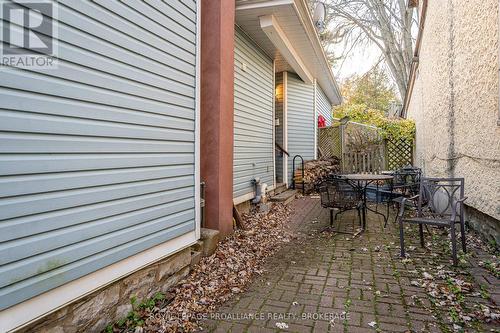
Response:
260,15,313,84
235,0,342,104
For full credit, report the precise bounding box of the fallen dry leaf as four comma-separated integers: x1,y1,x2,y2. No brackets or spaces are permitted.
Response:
135,203,295,332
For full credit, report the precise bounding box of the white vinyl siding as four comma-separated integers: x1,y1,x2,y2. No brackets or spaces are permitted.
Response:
0,0,199,311
286,73,315,184
233,27,274,199
316,83,333,126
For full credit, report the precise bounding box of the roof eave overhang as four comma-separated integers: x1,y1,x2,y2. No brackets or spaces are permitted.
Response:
292,0,342,105
235,0,342,105
259,15,314,84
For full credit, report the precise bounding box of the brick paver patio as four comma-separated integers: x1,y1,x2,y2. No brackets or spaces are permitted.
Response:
202,197,499,333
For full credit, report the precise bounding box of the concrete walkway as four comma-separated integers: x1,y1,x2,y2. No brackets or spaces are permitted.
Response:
203,197,499,333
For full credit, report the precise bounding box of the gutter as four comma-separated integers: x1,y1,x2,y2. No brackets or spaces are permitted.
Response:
401,0,428,118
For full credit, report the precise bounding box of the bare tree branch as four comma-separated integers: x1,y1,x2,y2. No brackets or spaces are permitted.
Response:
313,0,416,100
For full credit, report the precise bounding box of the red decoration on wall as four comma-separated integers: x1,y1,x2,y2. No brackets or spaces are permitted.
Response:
317,115,326,128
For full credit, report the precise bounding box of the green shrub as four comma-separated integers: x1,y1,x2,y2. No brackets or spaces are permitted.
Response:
333,103,415,141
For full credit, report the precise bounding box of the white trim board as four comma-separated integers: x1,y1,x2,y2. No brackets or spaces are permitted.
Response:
283,71,289,187
195,0,201,240
272,59,277,188
313,79,318,159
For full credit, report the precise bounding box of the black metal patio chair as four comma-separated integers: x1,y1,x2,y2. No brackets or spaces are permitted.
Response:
364,167,421,227
318,176,363,234
394,167,421,193
397,177,467,266
387,167,422,225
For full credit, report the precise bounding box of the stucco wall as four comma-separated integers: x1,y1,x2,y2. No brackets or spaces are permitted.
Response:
407,0,500,235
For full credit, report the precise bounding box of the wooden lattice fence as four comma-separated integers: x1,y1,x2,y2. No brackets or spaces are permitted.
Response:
318,126,342,159
341,122,385,173
386,139,414,170
342,146,386,173
318,122,414,172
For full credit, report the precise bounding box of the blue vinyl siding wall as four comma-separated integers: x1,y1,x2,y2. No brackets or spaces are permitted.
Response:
287,73,315,184
0,0,198,310
316,84,333,126
233,27,274,199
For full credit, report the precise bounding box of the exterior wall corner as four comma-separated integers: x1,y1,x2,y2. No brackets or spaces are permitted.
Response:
200,0,236,236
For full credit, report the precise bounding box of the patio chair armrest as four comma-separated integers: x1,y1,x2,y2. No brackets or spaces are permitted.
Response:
397,194,419,218
450,196,468,221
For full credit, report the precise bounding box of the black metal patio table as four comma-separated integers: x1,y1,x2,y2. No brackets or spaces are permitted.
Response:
343,174,394,230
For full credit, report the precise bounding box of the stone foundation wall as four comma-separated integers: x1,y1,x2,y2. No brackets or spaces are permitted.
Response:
18,247,192,333
466,205,500,249
15,226,222,333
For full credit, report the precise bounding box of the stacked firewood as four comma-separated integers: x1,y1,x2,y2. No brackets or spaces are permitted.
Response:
294,157,341,193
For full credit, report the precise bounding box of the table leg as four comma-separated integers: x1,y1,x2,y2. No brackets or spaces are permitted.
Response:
362,183,367,230
363,202,367,231
363,180,389,225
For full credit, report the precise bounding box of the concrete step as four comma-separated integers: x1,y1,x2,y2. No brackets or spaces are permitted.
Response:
270,189,297,205
274,183,287,195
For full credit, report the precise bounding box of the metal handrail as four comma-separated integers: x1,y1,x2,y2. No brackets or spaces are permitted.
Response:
292,155,305,195
275,143,290,156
